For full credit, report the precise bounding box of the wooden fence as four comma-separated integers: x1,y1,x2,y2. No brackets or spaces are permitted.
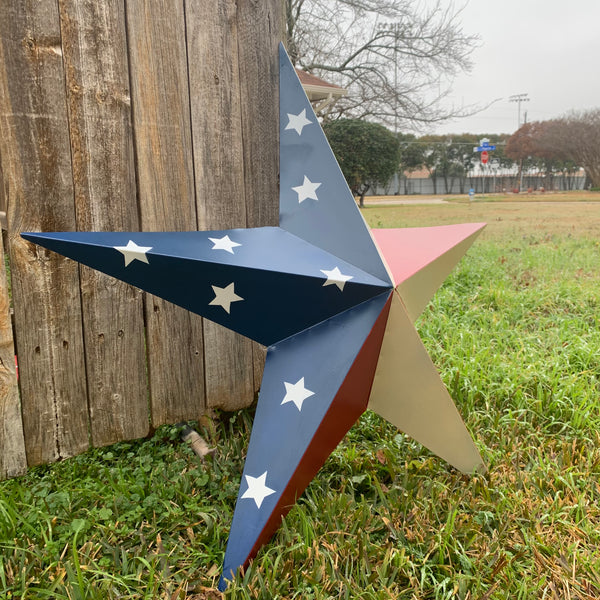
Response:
0,0,283,479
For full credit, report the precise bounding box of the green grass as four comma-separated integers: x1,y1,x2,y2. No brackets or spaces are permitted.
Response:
2,204,600,598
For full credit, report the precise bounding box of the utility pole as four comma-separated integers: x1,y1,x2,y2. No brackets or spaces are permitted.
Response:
509,94,529,192
382,22,401,193
509,93,530,129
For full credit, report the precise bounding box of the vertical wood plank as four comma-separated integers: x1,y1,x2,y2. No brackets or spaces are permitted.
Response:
58,0,149,446
0,153,6,215
0,0,89,466
236,1,281,231
0,230,27,479
125,0,206,426
235,1,282,391
185,0,255,411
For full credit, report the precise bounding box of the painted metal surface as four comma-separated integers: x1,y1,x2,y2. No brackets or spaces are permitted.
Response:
372,224,486,321
222,291,392,582
23,44,488,591
279,45,391,285
367,291,486,475
22,228,390,347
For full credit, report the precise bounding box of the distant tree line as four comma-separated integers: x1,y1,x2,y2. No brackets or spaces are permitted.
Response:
505,109,600,189
324,112,600,197
399,132,514,194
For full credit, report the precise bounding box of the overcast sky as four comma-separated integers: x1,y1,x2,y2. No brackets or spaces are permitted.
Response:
426,0,600,137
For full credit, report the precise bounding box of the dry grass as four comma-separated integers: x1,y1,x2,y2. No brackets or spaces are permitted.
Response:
367,190,600,205
364,200,600,240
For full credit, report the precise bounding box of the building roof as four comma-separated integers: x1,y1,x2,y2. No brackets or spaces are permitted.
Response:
295,69,344,91
404,168,431,179
295,68,347,108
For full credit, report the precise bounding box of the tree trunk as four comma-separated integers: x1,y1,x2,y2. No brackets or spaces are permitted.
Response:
584,165,600,188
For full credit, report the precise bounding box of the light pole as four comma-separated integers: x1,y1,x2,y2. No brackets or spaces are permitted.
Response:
509,94,529,191
382,22,401,193
509,93,530,129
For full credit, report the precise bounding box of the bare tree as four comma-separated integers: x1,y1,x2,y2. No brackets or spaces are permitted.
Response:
506,110,600,188
555,110,600,188
285,0,479,129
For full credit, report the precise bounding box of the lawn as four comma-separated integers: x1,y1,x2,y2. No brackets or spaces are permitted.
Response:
1,201,599,599
445,191,600,204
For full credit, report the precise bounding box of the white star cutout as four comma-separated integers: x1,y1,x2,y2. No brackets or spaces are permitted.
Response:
281,377,315,411
209,282,244,314
285,109,312,135
209,235,241,254
292,175,321,203
241,472,276,509
320,267,354,291
113,240,152,267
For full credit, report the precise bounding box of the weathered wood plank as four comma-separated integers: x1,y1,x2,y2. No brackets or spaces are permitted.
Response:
126,0,206,426
185,0,255,411
0,156,6,228
0,0,89,465
0,230,27,479
0,154,6,215
57,0,149,446
236,1,281,230
235,1,282,392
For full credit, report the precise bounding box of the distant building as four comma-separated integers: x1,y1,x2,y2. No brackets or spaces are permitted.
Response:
295,69,347,115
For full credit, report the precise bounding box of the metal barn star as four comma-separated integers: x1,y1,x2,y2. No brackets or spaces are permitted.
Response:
23,45,486,590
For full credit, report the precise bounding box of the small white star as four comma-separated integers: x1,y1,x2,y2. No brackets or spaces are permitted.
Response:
241,471,276,509
209,235,241,254
285,109,312,135
209,282,244,314
114,240,152,267
281,377,315,411
320,267,354,291
292,175,321,203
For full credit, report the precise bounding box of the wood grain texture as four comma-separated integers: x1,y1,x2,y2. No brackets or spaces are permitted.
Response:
235,0,282,394
58,0,149,446
126,0,206,425
0,154,6,214
185,0,255,411
0,231,27,478
236,0,281,230
0,0,89,466
0,0,284,477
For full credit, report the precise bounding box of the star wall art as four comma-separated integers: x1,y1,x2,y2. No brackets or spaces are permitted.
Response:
23,44,486,590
